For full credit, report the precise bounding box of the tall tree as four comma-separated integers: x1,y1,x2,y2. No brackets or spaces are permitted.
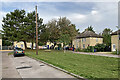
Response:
2,9,44,49
25,11,43,49
85,25,95,33
58,17,78,47
2,9,29,49
42,17,78,48
102,28,112,46
46,19,60,43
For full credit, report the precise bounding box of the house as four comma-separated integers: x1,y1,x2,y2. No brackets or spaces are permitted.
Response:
72,30,103,49
111,30,120,51
46,41,63,49
14,41,35,50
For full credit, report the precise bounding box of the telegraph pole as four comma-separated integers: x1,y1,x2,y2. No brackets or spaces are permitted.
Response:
36,5,38,55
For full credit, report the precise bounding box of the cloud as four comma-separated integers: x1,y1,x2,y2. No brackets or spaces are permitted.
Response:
0,2,118,33
0,11,8,30
1,0,119,2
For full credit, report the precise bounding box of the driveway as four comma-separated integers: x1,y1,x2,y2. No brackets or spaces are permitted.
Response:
2,51,79,80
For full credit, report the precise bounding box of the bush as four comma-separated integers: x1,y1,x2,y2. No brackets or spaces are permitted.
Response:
87,46,94,52
94,44,106,52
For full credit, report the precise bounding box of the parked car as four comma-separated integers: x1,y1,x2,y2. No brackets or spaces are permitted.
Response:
42,45,47,49
14,48,25,57
69,47,75,50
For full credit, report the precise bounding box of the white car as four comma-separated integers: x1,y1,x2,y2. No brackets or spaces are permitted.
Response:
42,45,47,49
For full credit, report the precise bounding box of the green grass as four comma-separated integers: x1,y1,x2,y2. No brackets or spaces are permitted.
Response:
8,52,13,55
13,50,119,79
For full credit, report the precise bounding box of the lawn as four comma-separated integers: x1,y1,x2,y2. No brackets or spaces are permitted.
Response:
24,50,119,79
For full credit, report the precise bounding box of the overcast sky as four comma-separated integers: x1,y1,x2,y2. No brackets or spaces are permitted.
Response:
0,2,118,33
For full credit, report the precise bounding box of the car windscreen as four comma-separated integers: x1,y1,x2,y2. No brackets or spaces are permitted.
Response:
15,48,23,51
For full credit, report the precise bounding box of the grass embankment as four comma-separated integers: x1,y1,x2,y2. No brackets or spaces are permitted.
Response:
23,49,119,80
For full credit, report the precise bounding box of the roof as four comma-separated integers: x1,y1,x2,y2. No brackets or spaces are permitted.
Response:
76,31,103,38
111,30,120,35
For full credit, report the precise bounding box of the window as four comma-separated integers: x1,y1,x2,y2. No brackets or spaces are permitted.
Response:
83,44,85,48
21,44,23,48
82,38,86,42
96,38,98,42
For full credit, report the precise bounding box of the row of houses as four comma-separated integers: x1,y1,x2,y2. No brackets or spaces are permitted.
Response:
73,30,120,52
0,30,120,52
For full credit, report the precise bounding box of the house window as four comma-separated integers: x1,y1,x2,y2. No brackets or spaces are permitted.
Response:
113,44,116,51
96,38,98,42
21,44,23,48
83,44,85,48
82,38,86,42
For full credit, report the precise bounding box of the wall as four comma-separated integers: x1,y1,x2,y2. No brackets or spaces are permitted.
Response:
72,39,81,49
14,41,35,50
111,35,120,51
72,37,103,49
89,37,103,46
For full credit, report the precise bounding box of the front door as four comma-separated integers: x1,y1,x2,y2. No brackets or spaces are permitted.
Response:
112,44,116,51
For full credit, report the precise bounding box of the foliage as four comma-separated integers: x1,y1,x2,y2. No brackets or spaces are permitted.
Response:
25,11,43,49
87,46,94,52
85,25,95,33
42,17,79,47
102,28,112,47
94,44,106,52
25,50,119,79
2,9,44,49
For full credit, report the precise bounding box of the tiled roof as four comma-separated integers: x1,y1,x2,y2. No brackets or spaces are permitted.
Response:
76,31,103,38
111,30,120,35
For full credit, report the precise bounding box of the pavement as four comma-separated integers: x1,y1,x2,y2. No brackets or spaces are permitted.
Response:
1,51,80,80
73,51,119,58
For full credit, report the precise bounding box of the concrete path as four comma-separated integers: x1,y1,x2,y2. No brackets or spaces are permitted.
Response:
2,51,78,79
2,51,22,78
73,51,119,58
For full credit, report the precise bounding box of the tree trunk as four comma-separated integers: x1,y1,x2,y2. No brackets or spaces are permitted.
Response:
23,41,27,49
32,42,33,49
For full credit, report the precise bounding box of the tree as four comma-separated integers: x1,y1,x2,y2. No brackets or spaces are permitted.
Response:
25,11,43,49
85,25,95,33
46,19,60,43
2,9,44,49
42,17,79,48
2,9,29,49
102,28,112,47
58,17,78,47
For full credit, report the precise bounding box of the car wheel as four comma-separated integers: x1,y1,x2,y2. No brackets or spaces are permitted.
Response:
14,55,16,57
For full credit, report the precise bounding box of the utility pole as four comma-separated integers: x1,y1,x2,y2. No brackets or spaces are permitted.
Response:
36,5,38,55
117,29,119,55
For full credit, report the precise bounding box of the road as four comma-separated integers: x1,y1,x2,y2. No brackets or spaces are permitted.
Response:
1,51,79,80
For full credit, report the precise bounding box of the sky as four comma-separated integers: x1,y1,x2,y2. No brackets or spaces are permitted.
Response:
0,1,118,33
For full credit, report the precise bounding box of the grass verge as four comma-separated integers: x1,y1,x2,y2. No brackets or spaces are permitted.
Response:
23,49,119,80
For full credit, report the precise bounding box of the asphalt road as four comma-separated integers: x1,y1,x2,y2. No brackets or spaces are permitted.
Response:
2,51,78,80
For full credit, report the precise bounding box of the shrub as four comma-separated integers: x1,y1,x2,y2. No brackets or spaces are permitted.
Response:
94,44,106,52
87,46,94,52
